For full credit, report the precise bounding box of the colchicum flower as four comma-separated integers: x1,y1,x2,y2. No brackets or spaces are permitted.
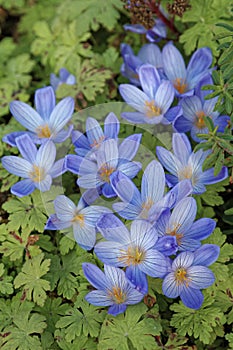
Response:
83,263,144,316
65,137,142,198
2,134,65,197
72,112,119,158
110,160,192,222
119,64,175,124
45,195,111,250
155,197,216,251
3,86,74,146
156,133,228,194
95,214,169,294
124,19,167,42
162,43,212,97
162,245,220,309
50,68,76,91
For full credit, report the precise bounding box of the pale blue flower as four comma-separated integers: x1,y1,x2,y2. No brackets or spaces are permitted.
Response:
50,68,76,91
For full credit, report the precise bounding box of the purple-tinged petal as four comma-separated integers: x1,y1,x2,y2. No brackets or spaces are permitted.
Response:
45,214,71,230
94,241,123,266
2,156,32,177
108,304,127,315
172,251,194,270
104,112,120,139
52,125,73,143
200,166,228,185
130,220,158,250
195,73,213,102
118,161,141,178
138,43,162,68
187,47,212,89
215,115,230,132
154,208,170,236
49,158,66,178
169,197,196,234
162,43,186,82
126,266,148,294
173,116,192,133
81,188,101,206
138,64,161,99
35,141,56,172
172,133,192,165
123,23,147,34
155,236,178,256
163,179,193,209
166,174,179,187
188,266,215,289
181,96,202,122
72,130,90,149
2,131,29,147
179,238,201,252
34,174,52,192
121,111,147,124
15,134,37,163
156,147,180,176
140,249,168,278
119,84,148,113
10,101,44,132
118,134,142,161
86,117,104,147
49,97,74,132
81,206,112,226
165,105,182,123
97,213,130,243
193,244,220,266
162,272,182,298
111,171,142,206
64,154,82,175
11,179,35,197
104,265,126,288
124,286,144,304
180,287,204,309
82,262,108,290
203,97,218,116
73,222,96,250
77,174,103,189
102,183,116,198
186,218,216,240
155,80,174,113
35,86,55,121
141,160,165,204
85,290,112,306
97,139,119,170
54,195,76,221
113,202,141,220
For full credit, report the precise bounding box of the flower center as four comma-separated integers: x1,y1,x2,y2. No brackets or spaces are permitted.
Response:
119,246,145,266
175,268,190,286
145,100,161,118
108,286,126,304
72,213,85,227
140,198,154,219
99,164,115,183
167,229,183,246
29,165,45,183
178,165,192,180
173,78,187,94
90,135,105,148
195,111,206,129
36,124,52,138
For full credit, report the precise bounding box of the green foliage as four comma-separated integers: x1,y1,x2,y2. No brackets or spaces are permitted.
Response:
0,263,13,295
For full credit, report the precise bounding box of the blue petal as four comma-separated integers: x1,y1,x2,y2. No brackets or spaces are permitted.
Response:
72,130,90,150
130,220,158,250
81,205,112,226
180,287,204,309
141,160,165,204
77,174,103,189
119,84,148,113
156,147,180,176
162,272,182,298
64,154,83,175
140,249,168,278
188,266,215,289
97,139,118,170
165,105,182,123
15,134,37,163
138,64,161,99
86,117,104,147
169,197,196,234
49,159,66,178
172,133,192,165
186,218,216,240
2,131,29,147
94,241,123,266
2,156,32,177
165,174,179,187
104,265,127,289
117,161,141,178
34,86,55,121
193,244,220,266
104,112,120,139
125,265,148,294
121,111,146,124
110,171,142,206
181,96,202,121
194,73,213,102
82,262,108,290
81,188,102,206
85,290,112,306
172,251,194,270
112,202,141,220
10,101,44,132
138,43,162,68
49,97,74,132
102,183,116,198
97,213,130,243
162,43,186,82
155,236,178,256
173,116,192,133
45,214,71,230
34,174,52,192
155,80,174,113
123,23,147,34
154,208,170,236
73,222,96,250
108,304,127,315
163,179,193,209
186,47,212,89
118,134,142,161
200,166,228,185
179,238,201,252
52,125,73,143
11,179,35,197
54,195,75,221
35,141,56,172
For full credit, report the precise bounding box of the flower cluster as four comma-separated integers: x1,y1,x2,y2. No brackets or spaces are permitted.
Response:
1,77,227,315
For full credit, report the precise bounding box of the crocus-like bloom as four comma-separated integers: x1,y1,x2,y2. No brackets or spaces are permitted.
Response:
50,68,76,91
174,75,230,141
162,43,212,97
83,263,144,316
1,134,65,197
72,112,119,158
162,245,220,309
155,197,216,251
124,18,167,42
3,86,74,146
156,133,228,194
110,160,192,222
65,137,142,198
119,64,174,124
95,214,169,294
45,195,111,250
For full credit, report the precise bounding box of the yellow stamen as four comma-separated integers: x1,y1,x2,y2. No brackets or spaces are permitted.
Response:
99,164,115,183
90,136,105,148
178,165,193,180
29,165,45,183
195,111,206,129
108,286,126,304
118,246,145,266
36,124,52,138
140,198,154,219
145,100,161,118
175,268,190,287
173,78,187,94
72,213,85,227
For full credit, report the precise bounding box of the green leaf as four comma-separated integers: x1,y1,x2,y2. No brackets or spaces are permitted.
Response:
14,253,51,306
98,303,162,350
0,263,13,295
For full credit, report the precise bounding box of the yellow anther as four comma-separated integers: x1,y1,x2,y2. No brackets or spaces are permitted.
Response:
99,164,115,183
118,246,145,266
72,213,85,227
29,165,45,183
36,124,52,138
173,78,188,94
108,286,126,304
145,100,161,118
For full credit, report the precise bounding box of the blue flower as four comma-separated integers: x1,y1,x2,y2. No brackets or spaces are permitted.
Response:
3,86,74,146
72,112,120,159
155,197,216,252
65,137,142,198
2,134,65,197
82,263,144,316
162,245,220,309
174,75,230,141
110,160,192,222
124,18,167,42
50,68,76,91
45,195,111,250
119,64,175,124
162,43,212,97
95,215,169,294
156,133,228,194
